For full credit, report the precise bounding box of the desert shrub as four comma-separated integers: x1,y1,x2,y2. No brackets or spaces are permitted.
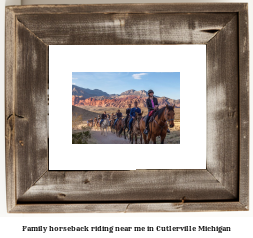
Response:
72,129,91,144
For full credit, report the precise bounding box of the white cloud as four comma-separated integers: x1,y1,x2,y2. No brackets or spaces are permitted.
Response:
72,78,78,80
72,83,76,85
132,73,147,80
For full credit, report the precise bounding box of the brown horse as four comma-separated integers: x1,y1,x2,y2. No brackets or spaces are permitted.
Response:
110,118,115,133
87,119,93,128
122,116,131,139
115,118,124,137
96,119,101,130
140,104,175,144
130,112,143,144
93,118,98,128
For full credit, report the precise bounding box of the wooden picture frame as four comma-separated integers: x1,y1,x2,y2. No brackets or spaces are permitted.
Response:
5,3,249,213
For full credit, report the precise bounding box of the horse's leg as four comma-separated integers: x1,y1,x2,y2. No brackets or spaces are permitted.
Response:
142,133,147,144
152,135,156,144
135,134,137,144
147,133,151,144
131,133,133,144
140,133,142,144
160,131,167,144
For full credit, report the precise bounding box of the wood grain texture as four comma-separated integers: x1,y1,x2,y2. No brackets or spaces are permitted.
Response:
10,202,247,213
5,3,249,213
18,170,236,202
238,4,249,209
206,16,239,198
16,13,236,45
5,7,16,212
15,20,48,200
7,3,246,15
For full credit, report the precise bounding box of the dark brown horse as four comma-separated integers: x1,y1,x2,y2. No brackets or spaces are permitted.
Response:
122,116,131,139
110,118,115,133
130,112,143,144
115,118,124,137
140,104,175,144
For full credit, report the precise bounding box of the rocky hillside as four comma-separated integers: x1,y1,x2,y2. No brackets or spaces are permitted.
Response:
73,95,180,108
121,89,148,97
72,86,180,108
72,105,98,121
72,85,109,98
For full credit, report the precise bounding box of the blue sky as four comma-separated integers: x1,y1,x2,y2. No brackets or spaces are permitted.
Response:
72,72,180,99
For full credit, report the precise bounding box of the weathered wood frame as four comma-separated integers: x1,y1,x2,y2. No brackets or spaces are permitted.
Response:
5,4,249,213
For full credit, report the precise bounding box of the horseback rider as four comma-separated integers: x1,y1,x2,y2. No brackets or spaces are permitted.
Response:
128,101,141,133
100,111,107,126
110,113,115,122
125,104,131,129
114,109,123,127
144,89,170,135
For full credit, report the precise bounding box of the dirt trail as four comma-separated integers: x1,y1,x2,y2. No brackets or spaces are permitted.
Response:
89,128,180,144
91,130,130,144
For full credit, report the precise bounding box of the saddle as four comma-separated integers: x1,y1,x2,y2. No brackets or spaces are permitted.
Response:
143,115,155,123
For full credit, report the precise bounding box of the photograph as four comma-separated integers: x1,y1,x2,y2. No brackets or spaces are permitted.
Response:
3,1,250,218
72,72,180,144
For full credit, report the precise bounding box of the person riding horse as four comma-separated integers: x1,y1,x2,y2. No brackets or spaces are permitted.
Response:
94,117,97,125
114,109,123,128
100,111,107,126
111,113,115,121
128,101,141,134
88,118,93,127
125,104,131,130
144,89,170,135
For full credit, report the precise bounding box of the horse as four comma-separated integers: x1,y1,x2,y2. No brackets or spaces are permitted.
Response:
115,118,124,137
100,118,110,136
110,117,115,133
87,119,93,128
96,119,101,130
93,118,98,129
122,115,131,139
140,104,175,144
130,112,143,144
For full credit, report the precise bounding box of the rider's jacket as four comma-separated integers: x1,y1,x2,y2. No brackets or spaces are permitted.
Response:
146,97,158,112
126,108,131,115
116,112,123,119
130,107,141,117
101,113,107,119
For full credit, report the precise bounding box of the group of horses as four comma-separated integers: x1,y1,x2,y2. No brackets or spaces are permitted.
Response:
88,104,175,144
